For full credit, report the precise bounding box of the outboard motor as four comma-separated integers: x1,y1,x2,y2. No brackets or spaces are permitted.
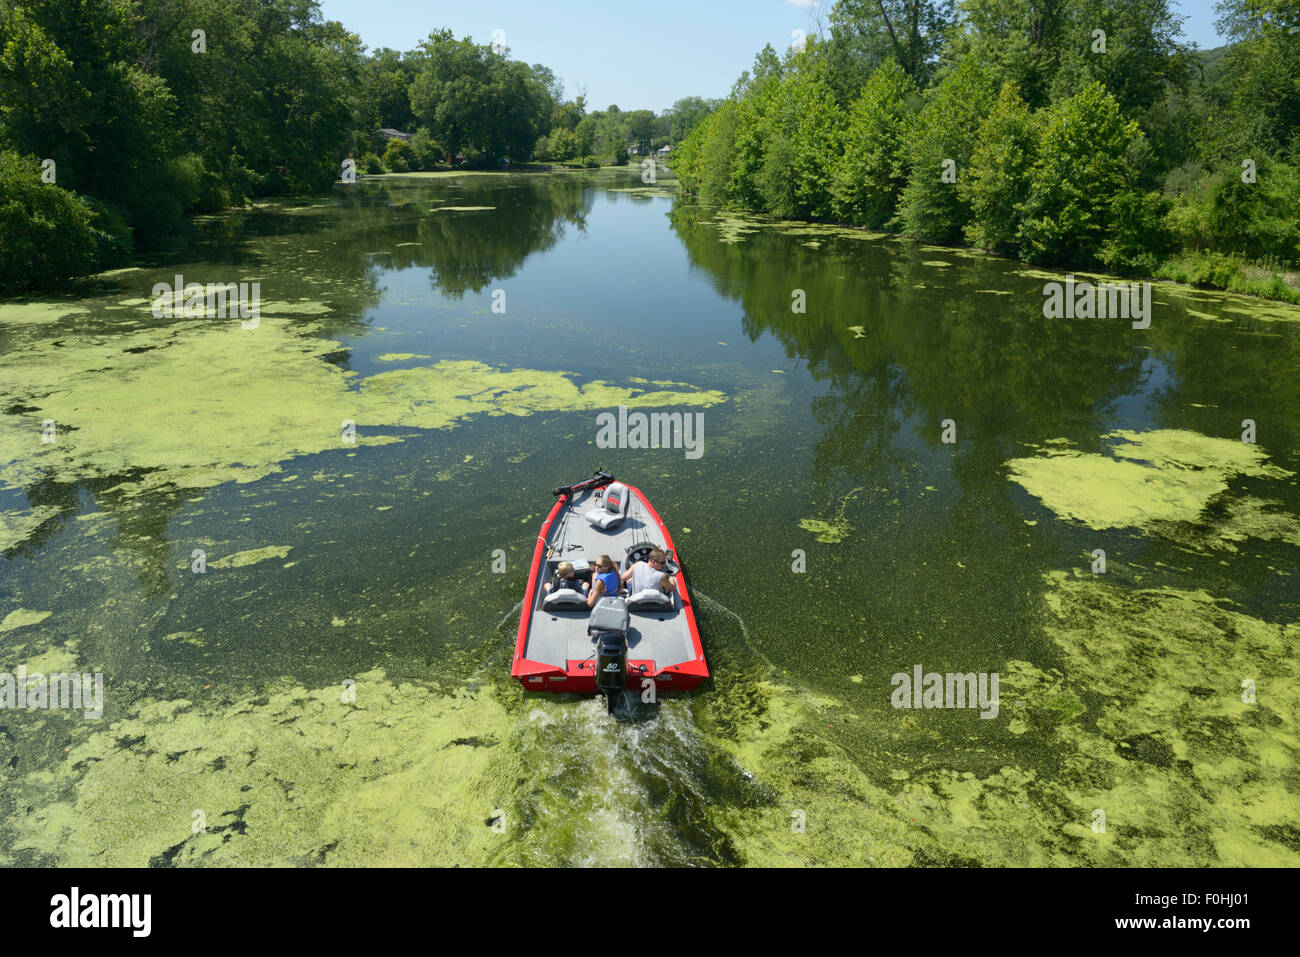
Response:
588,597,630,714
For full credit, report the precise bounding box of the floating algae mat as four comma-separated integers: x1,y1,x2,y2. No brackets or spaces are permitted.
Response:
1006,429,1295,532
0,313,725,502
10,670,523,866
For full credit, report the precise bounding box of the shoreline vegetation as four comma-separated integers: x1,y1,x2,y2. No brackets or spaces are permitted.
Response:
0,0,708,296
3,0,1298,308
671,1,1300,306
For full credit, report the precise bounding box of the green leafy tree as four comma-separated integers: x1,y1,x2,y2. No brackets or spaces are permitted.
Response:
409,29,550,163
897,58,997,241
829,0,957,86
961,81,1042,253
831,58,918,227
1018,81,1145,263
1215,0,1300,154
549,127,577,162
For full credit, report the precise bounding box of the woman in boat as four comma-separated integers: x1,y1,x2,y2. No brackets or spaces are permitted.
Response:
586,554,620,608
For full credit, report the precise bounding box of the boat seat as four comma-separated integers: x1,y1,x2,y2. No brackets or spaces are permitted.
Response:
585,482,629,530
587,597,629,637
627,588,674,612
543,587,588,611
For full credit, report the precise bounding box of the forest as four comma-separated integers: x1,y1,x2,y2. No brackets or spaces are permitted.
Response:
673,0,1300,301
0,0,715,292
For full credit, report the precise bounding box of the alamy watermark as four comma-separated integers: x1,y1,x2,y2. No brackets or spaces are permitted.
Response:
151,274,261,327
1,667,104,719
596,406,703,459
1042,274,1151,329
890,665,999,719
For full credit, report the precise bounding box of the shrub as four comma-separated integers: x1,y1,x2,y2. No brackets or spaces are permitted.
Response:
0,150,100,293
382,138,412,173
408,129,443,171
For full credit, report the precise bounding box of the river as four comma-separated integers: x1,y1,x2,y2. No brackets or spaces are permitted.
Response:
1,167,1297,866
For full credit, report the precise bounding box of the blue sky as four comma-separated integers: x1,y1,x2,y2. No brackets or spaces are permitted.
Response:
317,0,1228,113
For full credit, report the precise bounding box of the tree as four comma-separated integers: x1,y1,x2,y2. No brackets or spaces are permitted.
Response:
1018,81,1146,263
960,81,1041,253
549,127,577,162
664,96,720,143
829,0,957,86
408,29,550,163
1215,0,1300,154
897,58,997,241
831,58,918,227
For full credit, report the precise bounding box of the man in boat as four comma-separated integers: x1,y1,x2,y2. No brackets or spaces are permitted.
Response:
621,547,676,596
543,561,589,596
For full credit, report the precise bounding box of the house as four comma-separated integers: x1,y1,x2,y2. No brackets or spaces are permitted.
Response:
377,129,411,143
658,144,672,155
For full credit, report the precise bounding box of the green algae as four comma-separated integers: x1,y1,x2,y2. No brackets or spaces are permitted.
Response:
374,353,431,361
700,570,1298,867
0,301,92,326
799,518,850,544
708,213,887,245
1007,429,1293,531
0,315,725,497
362,360,726,432
799,488,863,544
0,506,58,552
1160,496,1300,553
1023,571,1300,865
208,545,292,570
0,609,51,632
12,669,521,866
427,205,496,212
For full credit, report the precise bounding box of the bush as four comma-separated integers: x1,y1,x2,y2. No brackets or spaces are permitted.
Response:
583,156,600,169
549,128,577,162
382,139,412,173
408,130,443,171
81,197,133,270
1097,189,1171,273
612,145,629,165
363,154,385,175
0,150,101,293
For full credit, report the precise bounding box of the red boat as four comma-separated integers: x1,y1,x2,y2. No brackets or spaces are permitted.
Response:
512,471,709,710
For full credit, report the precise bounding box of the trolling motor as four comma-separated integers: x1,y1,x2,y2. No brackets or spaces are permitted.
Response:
588,596,630,714
553,469,615,499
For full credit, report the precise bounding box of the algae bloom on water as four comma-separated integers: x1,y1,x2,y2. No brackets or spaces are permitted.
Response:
1006,429,1294,532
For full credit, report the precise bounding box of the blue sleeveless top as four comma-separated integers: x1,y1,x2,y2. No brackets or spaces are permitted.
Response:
595,569,620,599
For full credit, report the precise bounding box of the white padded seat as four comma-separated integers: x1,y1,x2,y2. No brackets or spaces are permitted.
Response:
543,587,589,611
627,588,674,612
585,482,629,530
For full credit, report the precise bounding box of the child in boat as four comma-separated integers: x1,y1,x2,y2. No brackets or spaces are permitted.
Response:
586,554,621,608
543,561,589,595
